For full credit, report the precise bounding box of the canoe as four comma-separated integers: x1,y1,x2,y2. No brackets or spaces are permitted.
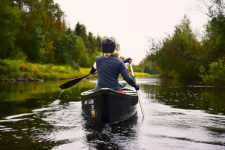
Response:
81,87,138,123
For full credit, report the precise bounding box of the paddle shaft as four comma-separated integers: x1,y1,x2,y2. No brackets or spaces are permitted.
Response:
59,73,91,90
129,62,135,81
129,62,144,118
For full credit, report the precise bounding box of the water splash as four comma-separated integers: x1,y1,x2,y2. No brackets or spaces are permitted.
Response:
59,89,65,98
48,99,61,107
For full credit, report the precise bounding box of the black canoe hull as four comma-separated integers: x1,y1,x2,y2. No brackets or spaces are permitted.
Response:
81,88,138,123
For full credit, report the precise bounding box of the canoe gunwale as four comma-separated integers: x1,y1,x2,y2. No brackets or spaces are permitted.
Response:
81,87,138,98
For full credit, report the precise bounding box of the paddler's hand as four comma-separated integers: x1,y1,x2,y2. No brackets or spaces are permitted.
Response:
123,57,132,63
119,56,125,60
134,84,139,90
90,67,97,74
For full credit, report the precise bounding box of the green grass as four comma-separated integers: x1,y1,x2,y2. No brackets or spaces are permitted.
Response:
0,59,150,80
0,59,86,80
149,74,159,77
131,72,151,77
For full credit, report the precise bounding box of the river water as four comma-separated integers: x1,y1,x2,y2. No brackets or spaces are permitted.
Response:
0,78,224,150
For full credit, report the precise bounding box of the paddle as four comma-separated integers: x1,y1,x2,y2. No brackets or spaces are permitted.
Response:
59,74,91,90
129,62,144,118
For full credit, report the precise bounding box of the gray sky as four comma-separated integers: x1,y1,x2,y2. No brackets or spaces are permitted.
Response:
54,0,209,64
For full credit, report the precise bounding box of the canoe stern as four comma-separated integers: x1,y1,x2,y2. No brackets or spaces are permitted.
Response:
81,88,138,123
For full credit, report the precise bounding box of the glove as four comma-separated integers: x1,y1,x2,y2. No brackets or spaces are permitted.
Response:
90,67,97,74
123,57,132,63
134,84,140,90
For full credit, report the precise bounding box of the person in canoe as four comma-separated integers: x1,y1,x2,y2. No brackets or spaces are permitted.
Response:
90,38,139,92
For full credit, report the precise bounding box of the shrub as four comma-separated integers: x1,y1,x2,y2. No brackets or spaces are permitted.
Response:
0,65,8,74
199,58,225,85
70,60,80,70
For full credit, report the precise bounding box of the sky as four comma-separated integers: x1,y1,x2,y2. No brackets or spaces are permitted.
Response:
54,0,209,64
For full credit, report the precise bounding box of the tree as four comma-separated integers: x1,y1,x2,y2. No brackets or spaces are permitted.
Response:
74,37,92,67
12,0,67,63
202,0,225,59
15,0,44,62
147,15,202,80
199,0,225,84
88,32,94,52
96,35,102,52
54,3,66,35
0,0,22,59
74,22,82,37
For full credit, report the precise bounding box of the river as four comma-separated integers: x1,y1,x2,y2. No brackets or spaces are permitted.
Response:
0,78,224,150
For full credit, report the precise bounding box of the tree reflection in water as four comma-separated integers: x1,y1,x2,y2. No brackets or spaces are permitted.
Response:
143,79,225,115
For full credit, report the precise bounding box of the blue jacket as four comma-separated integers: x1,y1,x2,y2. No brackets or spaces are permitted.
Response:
90,55,136,89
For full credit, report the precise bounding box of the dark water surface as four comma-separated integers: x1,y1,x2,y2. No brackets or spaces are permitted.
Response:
0,78,224,150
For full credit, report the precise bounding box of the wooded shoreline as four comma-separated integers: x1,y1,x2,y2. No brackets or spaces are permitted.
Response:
0,59,150,82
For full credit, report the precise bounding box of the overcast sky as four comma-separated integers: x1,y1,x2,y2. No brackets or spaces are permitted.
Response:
54,0,209,64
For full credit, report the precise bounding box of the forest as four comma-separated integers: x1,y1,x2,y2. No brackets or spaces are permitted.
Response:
140,0,225,85
0,0,109,69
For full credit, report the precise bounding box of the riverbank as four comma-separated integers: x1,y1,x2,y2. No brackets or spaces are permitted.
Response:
0,59,150,82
